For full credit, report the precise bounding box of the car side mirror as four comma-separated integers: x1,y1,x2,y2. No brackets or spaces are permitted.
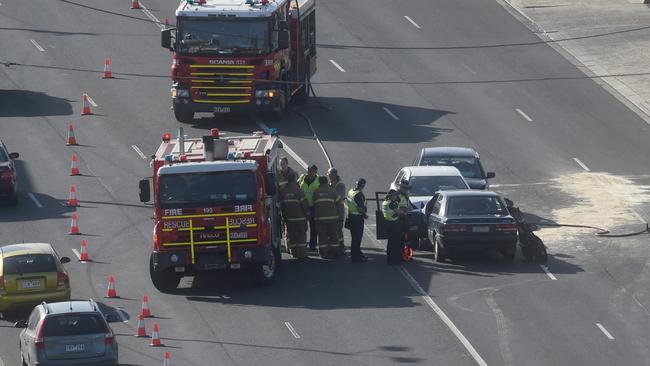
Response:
139,179,151,203
278,29,289,49
9,152,19,159
161,28,174,51
266,173,277,196
14,320,27,328
60,257,71,264
486,172,495,179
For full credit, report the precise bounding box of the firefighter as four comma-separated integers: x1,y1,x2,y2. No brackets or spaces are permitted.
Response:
346,178,368,262
327,168,346,253
277,157,295,195
298,164,320,249
313,176,344,259
279,172,309,258
382,187,408,265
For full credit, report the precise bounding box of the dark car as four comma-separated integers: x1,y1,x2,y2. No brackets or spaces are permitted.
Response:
425,190,518,262
0,139,19,206
413,147,494,189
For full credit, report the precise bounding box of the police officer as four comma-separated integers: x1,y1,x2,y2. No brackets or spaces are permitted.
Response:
313,176,344,259
298,164,320,249
279,172,309,258
382,187,409,265
327,168,346,253
346,178,368,262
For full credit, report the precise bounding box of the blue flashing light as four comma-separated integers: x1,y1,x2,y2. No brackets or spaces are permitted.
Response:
164,155,173,162
227,152,235,160
268,127,279,136
245,0,254,4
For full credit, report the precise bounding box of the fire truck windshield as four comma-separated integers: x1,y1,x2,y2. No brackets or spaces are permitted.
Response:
177,18,270,55
158,170,257,207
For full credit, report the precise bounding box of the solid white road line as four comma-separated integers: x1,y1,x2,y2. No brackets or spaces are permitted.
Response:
86,94,98,107
515,108,533,122
284,322,301,339
539,265,557,280
30,39,45,52
131,145,147,160
28,193,43,208
630,209,646,224
572,157,591,172
71,248,82,261
596,323,615,340
404,16,422,29
138,1,165,30
329,59,346,73
399,267,489,366
383,107,400,121
256,121,308,170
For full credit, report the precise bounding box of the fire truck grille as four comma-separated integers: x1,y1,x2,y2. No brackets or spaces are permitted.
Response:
189,65,254,104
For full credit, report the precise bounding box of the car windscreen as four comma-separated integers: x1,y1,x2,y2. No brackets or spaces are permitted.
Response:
409,176,468,196
421,157,483,178
158,170,256,207
42,314,109,337
177,18,270,55
446,196,508,216
0,148,8,162
2,254,57,275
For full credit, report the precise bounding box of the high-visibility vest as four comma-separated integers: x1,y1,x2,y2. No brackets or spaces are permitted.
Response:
313,186,341,222
397,193,410,209
382,199,399,222
298,174,320,207
346,189,365,216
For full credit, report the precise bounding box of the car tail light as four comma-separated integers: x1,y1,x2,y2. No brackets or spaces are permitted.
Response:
35,319,45,349
0,275,5,291
57,271,69,288
494,224,518,232
104,332,115,345
0,169,12,180
442,224,469,233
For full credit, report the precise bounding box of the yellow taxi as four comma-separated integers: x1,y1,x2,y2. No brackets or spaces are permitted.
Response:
0,243,71,312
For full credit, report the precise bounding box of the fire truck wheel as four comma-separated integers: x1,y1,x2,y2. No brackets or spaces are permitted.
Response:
173,108,194,123
150,254,181,292
254,249,277,286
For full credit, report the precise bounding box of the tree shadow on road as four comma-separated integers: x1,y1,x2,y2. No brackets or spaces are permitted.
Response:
0,90,73,117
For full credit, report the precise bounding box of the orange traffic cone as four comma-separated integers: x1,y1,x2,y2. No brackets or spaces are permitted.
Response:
66,124,78,146
141,294,152,318
102,57,113,79
402,245,413,262
69,212,80,235
79,239,89,261
81,93,92,115
135,314,147,337
70,154,80,176
68,184,78,207
131,0,141,9
149,323,163,346
105,275,119,298
163,351,171,366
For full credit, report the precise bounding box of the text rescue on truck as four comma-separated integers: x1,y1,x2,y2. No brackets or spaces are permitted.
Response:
139,128,283,291
161,0,317,123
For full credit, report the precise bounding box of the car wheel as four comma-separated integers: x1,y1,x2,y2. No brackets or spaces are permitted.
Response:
254,248,277,287
149,254,180,293
433,237,446,263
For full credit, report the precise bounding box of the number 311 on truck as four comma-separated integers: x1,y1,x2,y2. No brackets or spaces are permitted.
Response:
161,0,317,123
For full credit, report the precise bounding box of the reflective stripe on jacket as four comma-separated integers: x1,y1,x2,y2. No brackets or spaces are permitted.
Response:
313,186,342,222
382,199,399,222
280,184,309,222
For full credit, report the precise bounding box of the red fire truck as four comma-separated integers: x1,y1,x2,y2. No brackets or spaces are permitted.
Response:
161,0,317,122
139,128,283,291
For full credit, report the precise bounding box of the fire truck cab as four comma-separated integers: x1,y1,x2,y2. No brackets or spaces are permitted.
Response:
161,0,317,123
139,128,282,291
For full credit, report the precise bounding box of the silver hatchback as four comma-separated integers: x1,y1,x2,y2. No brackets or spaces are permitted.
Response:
16,299,118,366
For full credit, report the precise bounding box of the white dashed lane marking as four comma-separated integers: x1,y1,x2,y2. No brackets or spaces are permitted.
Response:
131,145,147,160
329,59,346,73
572,157,590,172
540,265,557,280
30,39,45,52
86,94,98,107
515,108,533,122
383,107,400,121
28,193,43,208
404,16,421,29
284,322,301,339
596,323,615,340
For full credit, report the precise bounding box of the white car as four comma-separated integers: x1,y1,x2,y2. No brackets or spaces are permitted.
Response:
390,166,470,209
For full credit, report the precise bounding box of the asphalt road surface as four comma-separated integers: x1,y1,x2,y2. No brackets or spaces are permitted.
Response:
2,0,650,365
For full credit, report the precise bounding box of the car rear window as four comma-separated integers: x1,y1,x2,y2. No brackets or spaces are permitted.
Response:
447,196,508,216
2,254,57,274
0,148,8,163
409,176,468,196
422,157,483,178
43,314,108,337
